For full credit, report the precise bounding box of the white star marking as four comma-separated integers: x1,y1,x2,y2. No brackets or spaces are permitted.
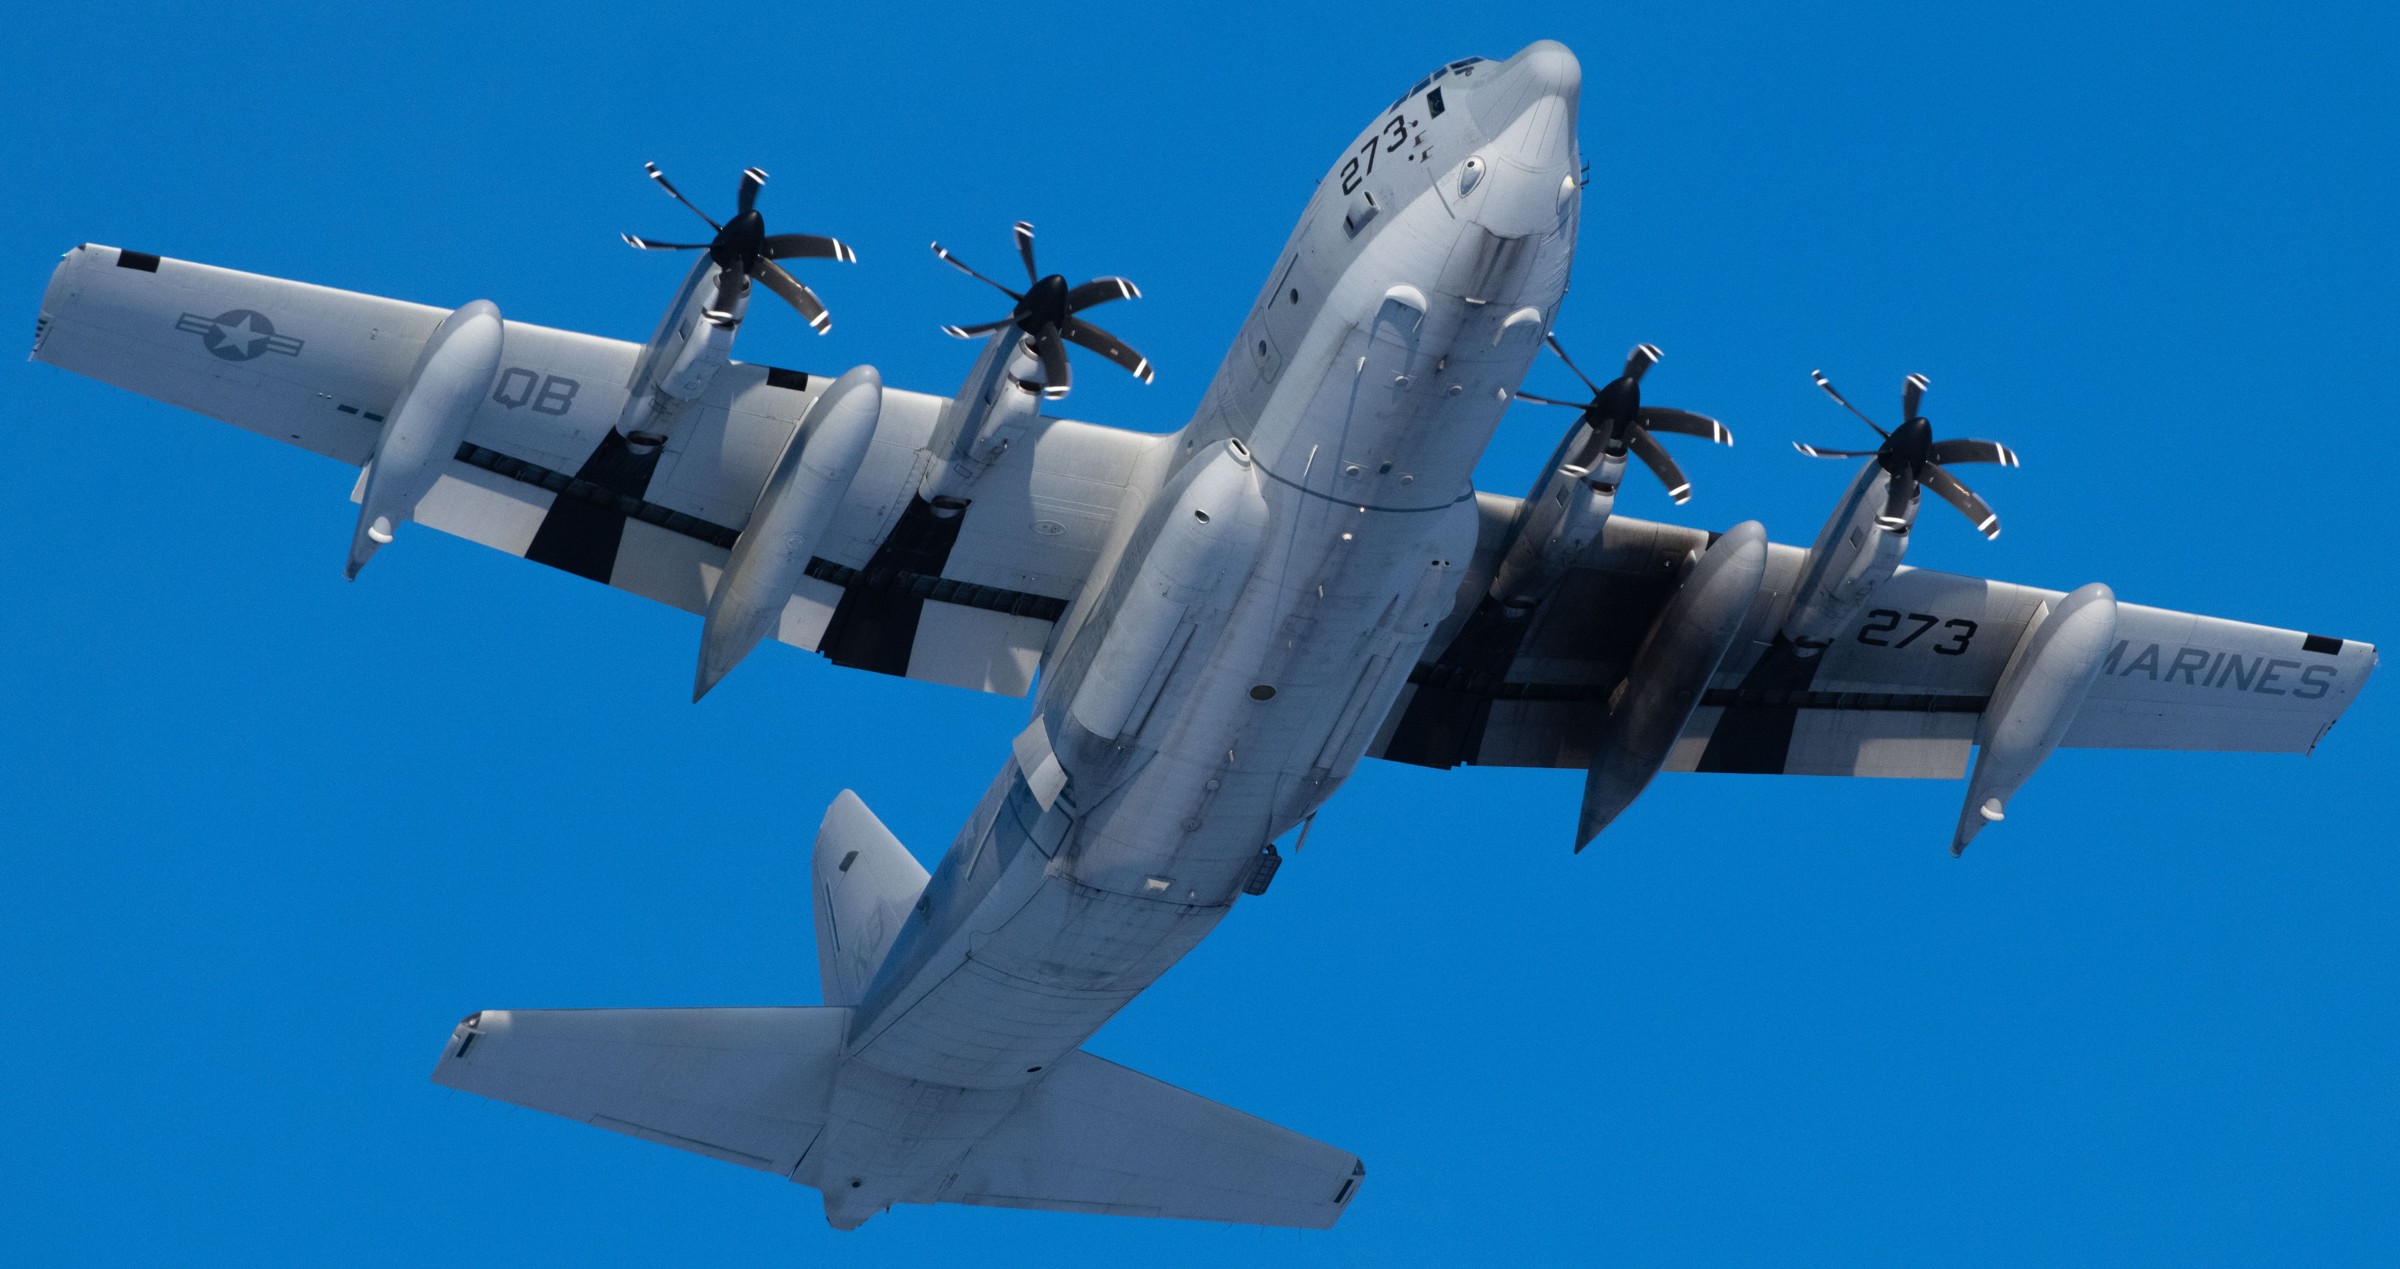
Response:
212,313,265,356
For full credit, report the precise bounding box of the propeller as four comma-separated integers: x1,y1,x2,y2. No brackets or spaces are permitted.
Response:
929,221,1151,400
1795,370,2020,539
622,162,856,334
1514,338,1733,504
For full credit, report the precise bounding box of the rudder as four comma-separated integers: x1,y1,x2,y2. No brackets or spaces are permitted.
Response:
812,790,929,1007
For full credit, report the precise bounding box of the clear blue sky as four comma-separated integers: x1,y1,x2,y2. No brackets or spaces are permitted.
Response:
5,1,2396,1263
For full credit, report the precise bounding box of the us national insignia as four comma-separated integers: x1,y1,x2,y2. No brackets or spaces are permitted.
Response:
174,309,303,362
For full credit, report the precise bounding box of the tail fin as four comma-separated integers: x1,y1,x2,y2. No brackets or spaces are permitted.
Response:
811,790,928,1007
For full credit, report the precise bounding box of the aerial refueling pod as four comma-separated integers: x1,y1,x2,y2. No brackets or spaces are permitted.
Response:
692,366,882,700
346,300,506,579
1952,582,2118,855
1576,521,1768,850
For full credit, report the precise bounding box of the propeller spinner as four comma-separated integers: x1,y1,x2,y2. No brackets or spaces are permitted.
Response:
1514,337,1733,504
930,222,1151,401
622,162,856,333
1795,370,2019,539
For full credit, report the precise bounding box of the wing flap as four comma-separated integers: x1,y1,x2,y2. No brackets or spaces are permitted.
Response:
942,1049,1363,1228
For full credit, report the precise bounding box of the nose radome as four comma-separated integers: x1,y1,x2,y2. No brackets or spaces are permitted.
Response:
1505,40,1581,102
1475,40,1581,167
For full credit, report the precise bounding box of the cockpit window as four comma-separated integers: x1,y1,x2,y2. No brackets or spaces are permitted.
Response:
1392,58,1481,113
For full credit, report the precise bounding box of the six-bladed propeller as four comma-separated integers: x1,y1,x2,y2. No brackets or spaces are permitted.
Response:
616,172,2021,542
1514,337,1733,504
622,162,857,333
1795,369,2020,539
930,221,1152,400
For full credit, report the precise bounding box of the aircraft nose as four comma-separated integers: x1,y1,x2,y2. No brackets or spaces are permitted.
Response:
1475,40,1580,167
1458,41,1581,236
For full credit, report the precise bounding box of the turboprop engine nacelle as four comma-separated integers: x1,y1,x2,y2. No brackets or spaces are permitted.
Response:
919,329,1045,509
346,300,506,579
1488,445,1628,613
656,275,746,402
1781,463,1913,652
692,365,882,700
1952,582,2118,855
619,260,745,453
1576,521,1769,848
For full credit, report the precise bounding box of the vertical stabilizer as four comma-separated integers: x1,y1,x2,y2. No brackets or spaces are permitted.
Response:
812,791,930,1007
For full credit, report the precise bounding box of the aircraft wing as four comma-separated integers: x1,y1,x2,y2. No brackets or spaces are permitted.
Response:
30,244,1161,696
1375,495,2377,777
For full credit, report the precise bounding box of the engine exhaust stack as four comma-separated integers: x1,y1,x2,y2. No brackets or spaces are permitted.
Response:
345,300,506,579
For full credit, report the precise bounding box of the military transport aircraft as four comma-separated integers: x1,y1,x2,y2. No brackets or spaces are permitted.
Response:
27,40,2373,1231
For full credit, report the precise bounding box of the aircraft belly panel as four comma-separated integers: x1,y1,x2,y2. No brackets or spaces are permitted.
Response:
855,868,1226,1089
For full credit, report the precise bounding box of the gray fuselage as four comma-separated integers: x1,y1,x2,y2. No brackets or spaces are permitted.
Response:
799,43,1584,1218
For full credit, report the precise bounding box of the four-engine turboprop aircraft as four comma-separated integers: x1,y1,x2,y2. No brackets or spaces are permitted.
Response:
27,40,2374,1230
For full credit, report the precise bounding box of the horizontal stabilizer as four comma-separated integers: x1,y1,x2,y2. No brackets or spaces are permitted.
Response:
812,791,929,1007
943,1048,1364,1228
430,1006,848,1175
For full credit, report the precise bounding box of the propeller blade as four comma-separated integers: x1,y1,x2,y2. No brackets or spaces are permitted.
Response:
754,259,832,334
1638,407,1733,446
1792,442,1881,458
1066,277,1141,312
1902,372,1928,423
939,319,1015,339
1062,317,1155,384
1928,438,2020,468
1922,464,2002,539
1512,391,1593,408
930,242,1023,300
736,167,769,215
1622,342,1662,381
1545,334,1605,395
1033,328,1072,399
1810,369,1889,438
621,234,709,251
1013,221,1039,286
762,233,858,263
643,162,720,231
1626,427,1694,504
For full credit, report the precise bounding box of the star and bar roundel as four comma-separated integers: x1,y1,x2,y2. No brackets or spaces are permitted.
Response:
174,308,304,361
